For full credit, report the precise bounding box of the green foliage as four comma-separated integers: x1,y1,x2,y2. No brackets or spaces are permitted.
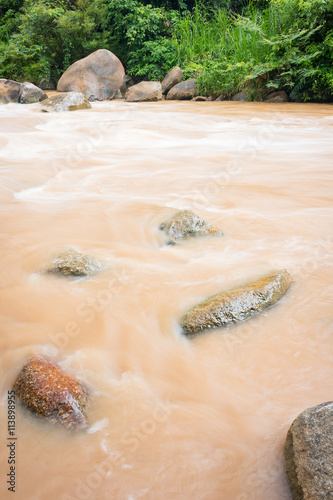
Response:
174,0,333,101
106,0,179,79
0,0,331,101
0,0,110,82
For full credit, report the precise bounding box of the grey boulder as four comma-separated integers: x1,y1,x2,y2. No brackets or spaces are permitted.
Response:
125,81,162,102
0,79,21,104
40,92,91,112
19,82,47,104
162,66,184,94
284,401,333,500
166,79,198,100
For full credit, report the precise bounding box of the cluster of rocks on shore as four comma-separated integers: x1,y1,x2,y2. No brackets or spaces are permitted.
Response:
1,48,290,110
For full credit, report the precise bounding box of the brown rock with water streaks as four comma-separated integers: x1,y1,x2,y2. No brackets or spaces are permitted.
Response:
46,249,103,277
160,210,223,244
181,269,292,335
13,357,89,430
57,49,124,101
41,93,91,112
284,401,333,500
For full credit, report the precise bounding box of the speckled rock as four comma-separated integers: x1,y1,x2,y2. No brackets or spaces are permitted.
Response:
47,249,103,277
181,269,292,335
40,92,91,112
160,210,223,244
162,66,184,94
19,82,47,104
13,357,89,430
284,401,333,500
57,49,124,101
166,79,198,100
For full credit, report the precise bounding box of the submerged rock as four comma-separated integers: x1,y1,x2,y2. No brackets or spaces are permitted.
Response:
57,49,124,101
166,79,198,100
19,82,47,104
125,81,162,102
160,210,223,244
13,357,89,430
0,79,21,104
47,249,103,277
181,269,292,335
162,66,184,94
40,92,91,112
284,401,333,500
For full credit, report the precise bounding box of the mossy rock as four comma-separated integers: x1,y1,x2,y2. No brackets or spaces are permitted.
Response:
181,269,292,335
160,210,223,245
46,249,103,277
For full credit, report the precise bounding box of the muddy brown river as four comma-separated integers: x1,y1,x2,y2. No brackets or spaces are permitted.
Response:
0,100,332,500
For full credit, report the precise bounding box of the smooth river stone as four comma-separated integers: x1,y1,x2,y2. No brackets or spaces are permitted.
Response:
13,357,89,430
160,210,223,244
284,401,333,500
46,249,103,277
180,269,292,335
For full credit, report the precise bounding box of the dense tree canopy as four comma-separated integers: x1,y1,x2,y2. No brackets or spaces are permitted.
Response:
0,0,332,101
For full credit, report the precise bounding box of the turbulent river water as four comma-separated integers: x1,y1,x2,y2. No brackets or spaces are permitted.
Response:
0,100,332,500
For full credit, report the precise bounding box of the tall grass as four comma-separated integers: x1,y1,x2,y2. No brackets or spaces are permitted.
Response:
173,0,333,101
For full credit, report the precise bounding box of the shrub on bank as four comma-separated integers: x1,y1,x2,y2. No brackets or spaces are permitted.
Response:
0,0,332,101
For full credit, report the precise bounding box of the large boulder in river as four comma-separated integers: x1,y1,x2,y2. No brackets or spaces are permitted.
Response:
19,82,47,104
46,249,103,277
13,357,89,430
0,79,21,104
41,93,91,112
160,210,223,245
166,78,198,100
264,91,289,103
125,81,162,102
57,49,125,101
162,66,184,94
284,401,333,500
180,269,292,335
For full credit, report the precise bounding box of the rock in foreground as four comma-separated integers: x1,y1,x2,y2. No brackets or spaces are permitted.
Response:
47,249,103,277
166,79,198,100
57,49,124,101
125,81,162,102
41,93,91,112
160,210,223,244
0,79,22,104
181,269,292,335
13,357,89,430
284,401,333,500
19,82,47,104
